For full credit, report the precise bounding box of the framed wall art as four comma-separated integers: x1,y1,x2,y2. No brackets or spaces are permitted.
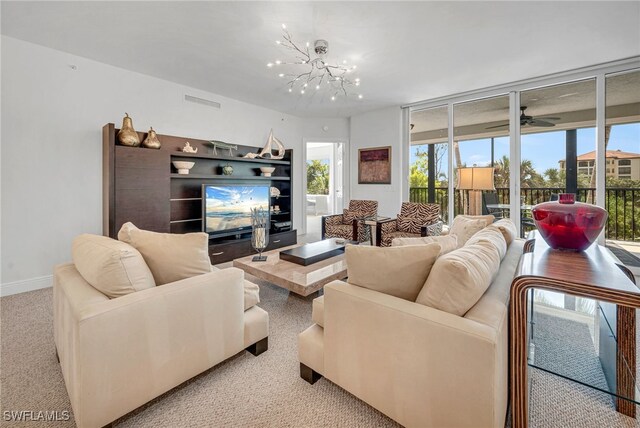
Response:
358,146,391,184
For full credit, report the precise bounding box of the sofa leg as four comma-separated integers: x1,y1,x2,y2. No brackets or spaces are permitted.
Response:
300,363,322,384
55,348,60,364
246,337,268,356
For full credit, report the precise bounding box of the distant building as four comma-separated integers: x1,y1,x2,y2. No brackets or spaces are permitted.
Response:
559,149,640,180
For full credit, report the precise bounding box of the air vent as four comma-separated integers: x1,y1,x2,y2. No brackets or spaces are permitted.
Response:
184,94,221,109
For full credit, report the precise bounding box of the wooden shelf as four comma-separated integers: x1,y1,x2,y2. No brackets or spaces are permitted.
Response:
270,212,290,216
170,174,290,181
272,195,290,198
171,151,290,165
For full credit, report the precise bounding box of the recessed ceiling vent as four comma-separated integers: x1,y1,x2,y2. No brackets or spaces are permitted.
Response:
184,94,221,109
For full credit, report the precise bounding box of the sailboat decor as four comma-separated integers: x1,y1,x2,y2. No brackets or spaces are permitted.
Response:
241,129,286,159
259,129,285,160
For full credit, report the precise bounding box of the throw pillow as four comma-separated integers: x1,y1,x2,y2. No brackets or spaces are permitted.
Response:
72,234,156,299
118,222,211,285
492,218,518,246
465,225,507,260
343,208,363,224
396,215,423,234
424,221,443,236
346,243,441,301
416,240,501,316
391,234,458,256
457,214,496,227
449,216,489,248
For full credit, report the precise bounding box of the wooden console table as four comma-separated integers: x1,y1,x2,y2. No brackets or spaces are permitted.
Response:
510,231,640,428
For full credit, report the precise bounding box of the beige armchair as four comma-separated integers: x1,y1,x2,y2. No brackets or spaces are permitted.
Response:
54,257,268,427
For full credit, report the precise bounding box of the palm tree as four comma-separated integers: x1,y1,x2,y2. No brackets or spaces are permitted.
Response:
493,156,544,188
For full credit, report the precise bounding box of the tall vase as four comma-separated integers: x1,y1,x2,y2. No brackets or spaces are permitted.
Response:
251,207,269,261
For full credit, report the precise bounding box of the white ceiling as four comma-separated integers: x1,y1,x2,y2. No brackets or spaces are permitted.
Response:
2,1,639,118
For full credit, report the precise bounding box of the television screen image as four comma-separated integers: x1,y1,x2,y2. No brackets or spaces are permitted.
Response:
203,185,270,234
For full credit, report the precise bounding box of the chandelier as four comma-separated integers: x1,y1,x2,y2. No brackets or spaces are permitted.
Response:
267,24,362,101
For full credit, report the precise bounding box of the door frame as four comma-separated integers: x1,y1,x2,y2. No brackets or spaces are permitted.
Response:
301,138,350,236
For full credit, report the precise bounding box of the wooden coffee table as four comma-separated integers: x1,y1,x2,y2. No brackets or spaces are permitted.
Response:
233,239,349,296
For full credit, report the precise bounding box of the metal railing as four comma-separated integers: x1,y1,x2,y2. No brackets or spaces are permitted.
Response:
409,186,640,241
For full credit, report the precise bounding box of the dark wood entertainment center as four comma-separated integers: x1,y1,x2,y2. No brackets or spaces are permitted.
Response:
102,123,297,264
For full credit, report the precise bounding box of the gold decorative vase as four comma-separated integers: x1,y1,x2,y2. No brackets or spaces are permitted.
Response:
117,113,141,147
142,127,161,149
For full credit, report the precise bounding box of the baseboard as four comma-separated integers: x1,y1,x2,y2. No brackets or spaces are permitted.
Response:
0,275,53,297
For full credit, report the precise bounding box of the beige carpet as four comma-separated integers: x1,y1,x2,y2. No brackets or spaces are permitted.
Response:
0,276,399,428
2,274,640,427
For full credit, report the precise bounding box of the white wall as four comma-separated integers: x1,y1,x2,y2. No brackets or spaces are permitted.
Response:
0,36,349,294
349,106,404,217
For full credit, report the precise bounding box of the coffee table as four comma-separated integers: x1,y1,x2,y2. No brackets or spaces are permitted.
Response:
233,239,349,296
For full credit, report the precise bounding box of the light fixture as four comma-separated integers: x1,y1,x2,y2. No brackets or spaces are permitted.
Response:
269,25,363,100
457,167,495,215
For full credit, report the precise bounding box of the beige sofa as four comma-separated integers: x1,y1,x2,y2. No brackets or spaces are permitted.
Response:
298,238,524,428
54,263,268,428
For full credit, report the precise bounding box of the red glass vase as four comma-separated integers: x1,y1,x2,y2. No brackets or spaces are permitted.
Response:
531,194,608,251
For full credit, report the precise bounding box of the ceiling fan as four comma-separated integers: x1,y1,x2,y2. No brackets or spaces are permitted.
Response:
485,106,560,129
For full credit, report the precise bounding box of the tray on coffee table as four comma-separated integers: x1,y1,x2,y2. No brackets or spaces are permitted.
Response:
280,238,357,266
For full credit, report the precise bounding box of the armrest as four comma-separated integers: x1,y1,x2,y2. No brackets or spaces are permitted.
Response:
322,214,344,226
321,281,505,428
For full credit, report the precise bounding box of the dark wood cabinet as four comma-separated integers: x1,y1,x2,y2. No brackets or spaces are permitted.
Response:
102,123,296,263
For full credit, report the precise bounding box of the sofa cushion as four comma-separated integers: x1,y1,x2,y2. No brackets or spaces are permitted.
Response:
211,265,260,310
72,234,156,299
465,225,507,260
391,234,458,256
346,243,441,301
416,240,501,316
243,280,260,311
312,295,325,327
118,222,211,285
465,239,525,329
449,215,491,247
492,218,518,246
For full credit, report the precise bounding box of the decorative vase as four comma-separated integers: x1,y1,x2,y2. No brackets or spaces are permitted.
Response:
251,207,269,262
116,113,141,147
141,127,161,149
222,164,234,175
532,193,608,251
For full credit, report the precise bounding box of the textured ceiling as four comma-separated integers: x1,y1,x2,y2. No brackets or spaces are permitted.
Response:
2,1,639,118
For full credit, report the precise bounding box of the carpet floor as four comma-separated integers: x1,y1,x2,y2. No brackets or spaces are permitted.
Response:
2,274,640,427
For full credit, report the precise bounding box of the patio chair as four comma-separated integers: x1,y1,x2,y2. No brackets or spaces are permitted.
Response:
321,200,378,242
376,202,441,247
482,192,504,219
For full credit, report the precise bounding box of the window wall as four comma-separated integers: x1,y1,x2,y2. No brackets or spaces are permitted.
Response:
453,95,510,218
406,60,640,241
409,106,449,221
605,70,640,242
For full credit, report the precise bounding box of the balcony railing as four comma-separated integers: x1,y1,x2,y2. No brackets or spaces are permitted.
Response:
409,186,640,242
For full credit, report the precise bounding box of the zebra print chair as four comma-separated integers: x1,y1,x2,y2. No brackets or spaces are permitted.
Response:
321,200,378,242
377,202,441,247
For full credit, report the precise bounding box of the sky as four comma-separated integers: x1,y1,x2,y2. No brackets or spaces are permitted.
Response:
410,123,640,178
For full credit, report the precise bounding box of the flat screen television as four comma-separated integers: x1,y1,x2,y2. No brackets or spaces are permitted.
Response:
203,184,270,236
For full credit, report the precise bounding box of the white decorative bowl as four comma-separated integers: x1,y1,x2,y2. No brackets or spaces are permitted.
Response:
172,161,195,175
260,166,276,177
